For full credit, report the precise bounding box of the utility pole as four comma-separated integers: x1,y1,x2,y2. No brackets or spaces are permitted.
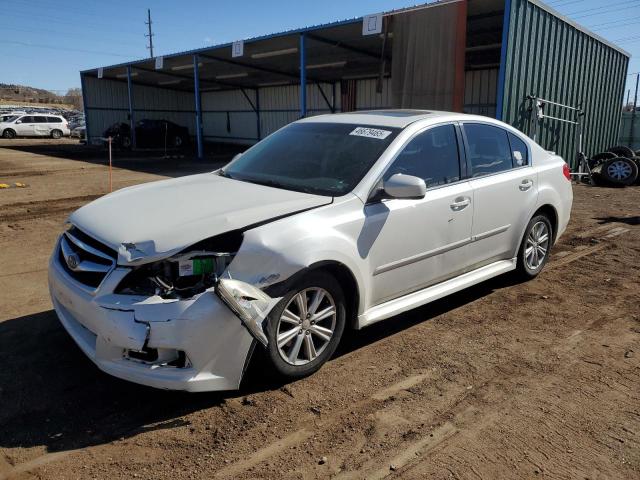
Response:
145,9,154,58
630,73,639,148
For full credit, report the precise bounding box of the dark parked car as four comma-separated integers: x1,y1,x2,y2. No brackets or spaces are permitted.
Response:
104,119,190,149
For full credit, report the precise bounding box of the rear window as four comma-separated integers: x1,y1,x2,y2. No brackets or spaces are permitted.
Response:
34,116,48,123
463,123,513,177
508,132,529,167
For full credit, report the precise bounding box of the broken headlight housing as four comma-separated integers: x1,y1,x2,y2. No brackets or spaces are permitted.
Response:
116,232,242,299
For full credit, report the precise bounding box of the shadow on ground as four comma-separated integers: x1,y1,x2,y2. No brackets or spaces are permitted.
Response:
0,272,523,454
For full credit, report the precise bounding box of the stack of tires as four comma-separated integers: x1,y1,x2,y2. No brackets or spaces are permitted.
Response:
588,145,640,187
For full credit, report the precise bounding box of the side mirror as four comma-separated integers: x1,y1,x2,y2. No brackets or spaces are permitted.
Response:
15,120,21,124
383,173,426,200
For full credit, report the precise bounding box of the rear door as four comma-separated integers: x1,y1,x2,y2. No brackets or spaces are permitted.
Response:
15,116,35,136
367,123,474,305
33,116,50,136
463,123,538,269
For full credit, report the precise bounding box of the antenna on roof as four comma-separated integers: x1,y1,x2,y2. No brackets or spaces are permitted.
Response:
145,9,154,58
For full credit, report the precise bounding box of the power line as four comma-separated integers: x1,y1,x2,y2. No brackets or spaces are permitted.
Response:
569,1,640,19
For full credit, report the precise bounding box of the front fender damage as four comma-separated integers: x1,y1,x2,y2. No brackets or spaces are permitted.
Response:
216,278,281,346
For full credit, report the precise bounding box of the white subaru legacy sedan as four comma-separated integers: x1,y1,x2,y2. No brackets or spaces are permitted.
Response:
48,110,573,391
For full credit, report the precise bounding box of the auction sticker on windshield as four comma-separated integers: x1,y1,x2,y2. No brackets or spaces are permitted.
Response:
349,127,392,140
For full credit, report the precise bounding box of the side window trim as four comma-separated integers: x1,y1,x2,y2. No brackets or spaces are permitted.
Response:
459,121,531,179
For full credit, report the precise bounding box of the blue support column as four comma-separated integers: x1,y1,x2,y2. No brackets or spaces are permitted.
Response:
332,82,337,113
126,65,136,148
193,54,204,159
495,0,513,121
80,72,91,143
299,33,307,118
255,88,261,140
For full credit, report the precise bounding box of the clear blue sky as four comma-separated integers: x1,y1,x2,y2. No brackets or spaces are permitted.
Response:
1,0,638,100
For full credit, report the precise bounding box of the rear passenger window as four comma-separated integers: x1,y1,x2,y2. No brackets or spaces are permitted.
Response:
463,124,513,177
47,116,62,123
384,125,460,188
508,133,529,167
34,116,47,123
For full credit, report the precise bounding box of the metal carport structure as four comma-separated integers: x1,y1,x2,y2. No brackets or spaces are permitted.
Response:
81,0,629,165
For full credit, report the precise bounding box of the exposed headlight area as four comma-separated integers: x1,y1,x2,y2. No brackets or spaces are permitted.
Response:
115,230,243,299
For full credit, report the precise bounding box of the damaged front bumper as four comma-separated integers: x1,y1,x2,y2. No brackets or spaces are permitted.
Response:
48,250,279,392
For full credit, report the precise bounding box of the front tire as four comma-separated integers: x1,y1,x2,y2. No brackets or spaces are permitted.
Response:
516,214,553,279
2,129,16,139
265,271,346,380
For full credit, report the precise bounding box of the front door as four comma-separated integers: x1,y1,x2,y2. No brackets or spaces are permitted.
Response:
14,116,35,136
366,124,474,305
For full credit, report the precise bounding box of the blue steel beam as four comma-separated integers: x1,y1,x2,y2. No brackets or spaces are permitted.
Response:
495,0,512,120
193,54,204,159
299,33,307,118
255,88,261,140
80,72,91,143
126,65,136,148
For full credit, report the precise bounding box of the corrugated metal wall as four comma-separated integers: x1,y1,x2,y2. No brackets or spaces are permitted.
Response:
619,112,640,151
84,76,195,141
464,69,498,117
499,0,629,165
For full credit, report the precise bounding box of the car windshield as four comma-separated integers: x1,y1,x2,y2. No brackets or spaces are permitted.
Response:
222,122,401,196
1,115,18,123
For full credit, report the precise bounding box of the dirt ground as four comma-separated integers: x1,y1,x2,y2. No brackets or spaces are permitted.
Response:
0,138,638,480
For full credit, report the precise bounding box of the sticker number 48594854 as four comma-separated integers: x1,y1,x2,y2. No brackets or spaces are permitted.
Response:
349,127,392,140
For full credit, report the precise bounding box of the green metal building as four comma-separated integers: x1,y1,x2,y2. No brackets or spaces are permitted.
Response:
498,0,630,165
82,0,629,164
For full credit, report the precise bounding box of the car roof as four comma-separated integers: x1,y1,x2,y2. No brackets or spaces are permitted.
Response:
296,110,496,129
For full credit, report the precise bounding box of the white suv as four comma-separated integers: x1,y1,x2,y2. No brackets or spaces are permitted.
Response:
0,114,70,139
48,110,573,392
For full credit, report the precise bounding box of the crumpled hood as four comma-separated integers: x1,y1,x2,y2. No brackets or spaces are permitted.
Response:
69,172,332,265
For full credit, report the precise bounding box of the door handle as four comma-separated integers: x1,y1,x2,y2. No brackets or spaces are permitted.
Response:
519,179,534,191
450,197,471,211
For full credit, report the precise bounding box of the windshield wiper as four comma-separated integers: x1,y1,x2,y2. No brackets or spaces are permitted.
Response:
218,169,234,179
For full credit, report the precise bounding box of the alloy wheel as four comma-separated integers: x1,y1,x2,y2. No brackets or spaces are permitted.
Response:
607,159,633,181
525,221,550,271
276,287,336,366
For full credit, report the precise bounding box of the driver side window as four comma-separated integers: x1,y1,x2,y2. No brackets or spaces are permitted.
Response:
384,124,461,188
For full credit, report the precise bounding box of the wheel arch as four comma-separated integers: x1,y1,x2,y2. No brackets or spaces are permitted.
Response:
533,204,559,243
264,260,361,329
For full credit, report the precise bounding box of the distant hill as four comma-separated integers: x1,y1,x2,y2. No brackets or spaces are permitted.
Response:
0,84,82,110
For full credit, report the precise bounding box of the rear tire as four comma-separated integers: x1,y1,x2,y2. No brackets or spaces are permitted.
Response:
588,151,615,170
2,129,16,139
51,129,62,139
607,145,635,158
264,271,346,380
600,157,638,186
516,214,553,279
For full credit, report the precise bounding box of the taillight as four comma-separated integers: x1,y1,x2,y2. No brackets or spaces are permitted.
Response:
562,163,571,181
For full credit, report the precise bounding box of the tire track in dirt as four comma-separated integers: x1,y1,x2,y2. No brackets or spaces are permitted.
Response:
0,195,102,223
215,230,636,479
